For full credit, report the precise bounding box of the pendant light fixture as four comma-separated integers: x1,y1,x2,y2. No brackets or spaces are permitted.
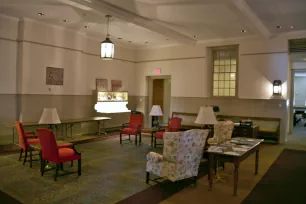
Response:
101,15,114,60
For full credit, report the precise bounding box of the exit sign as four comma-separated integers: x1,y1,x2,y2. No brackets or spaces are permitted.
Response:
155,68,161,74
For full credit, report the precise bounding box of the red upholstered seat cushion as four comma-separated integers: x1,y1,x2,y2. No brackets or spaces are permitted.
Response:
155,131,164,139
121,128,138,135
27,139,40,145
58,143,73,148
58,148,81,163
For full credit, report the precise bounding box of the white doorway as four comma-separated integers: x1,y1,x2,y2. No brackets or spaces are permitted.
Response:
147,76,171,128
288,52,306,143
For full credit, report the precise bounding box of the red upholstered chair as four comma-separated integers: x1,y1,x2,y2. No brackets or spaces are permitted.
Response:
15,121,39,168
154,117,182,147
37,128,81,181
120,114,143,145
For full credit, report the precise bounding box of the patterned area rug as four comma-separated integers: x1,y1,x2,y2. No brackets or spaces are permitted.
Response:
0,136,162,204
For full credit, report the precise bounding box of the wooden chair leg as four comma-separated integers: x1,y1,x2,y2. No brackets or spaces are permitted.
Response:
60,163,63,170
54,164,59,181
135,134,137,145
71,161,73,167
78,159,82,176
120,133,122,144
19,149,23,161
146,172,150,184
139,133,142,145
41,160,45,176
30,149,33,168
129,135,131,140
23,150,28,165
154,137,157,148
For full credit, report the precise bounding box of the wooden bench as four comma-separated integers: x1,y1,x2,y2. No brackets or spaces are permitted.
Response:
171,112,281,143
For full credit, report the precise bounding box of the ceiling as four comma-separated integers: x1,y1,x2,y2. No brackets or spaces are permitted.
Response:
0,0,305,48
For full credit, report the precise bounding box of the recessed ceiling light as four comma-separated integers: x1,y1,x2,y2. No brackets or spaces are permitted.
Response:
193,35,197,38
38,12,44,16
276,25,282,29
290,25,294,29
63,20,68,22
241,29,247,33
84,25,88,28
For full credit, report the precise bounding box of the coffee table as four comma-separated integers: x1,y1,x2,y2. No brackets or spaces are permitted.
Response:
207,137,264,196
141,128,159,147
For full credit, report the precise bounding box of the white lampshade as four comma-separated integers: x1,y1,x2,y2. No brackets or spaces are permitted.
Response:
149,105,163,116
39,108,61,124
19,113,23,123
101,38,114,60
195,106,217,125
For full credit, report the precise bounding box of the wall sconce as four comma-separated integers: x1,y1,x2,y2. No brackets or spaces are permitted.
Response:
273,80,282,95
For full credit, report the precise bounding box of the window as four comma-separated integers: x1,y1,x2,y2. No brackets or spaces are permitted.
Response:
212,46,238,97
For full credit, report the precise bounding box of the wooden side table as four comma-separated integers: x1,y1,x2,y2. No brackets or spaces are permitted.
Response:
141,128,158,147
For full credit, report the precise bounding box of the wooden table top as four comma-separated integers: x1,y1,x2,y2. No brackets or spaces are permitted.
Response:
207,137,264,157
4,117,112,127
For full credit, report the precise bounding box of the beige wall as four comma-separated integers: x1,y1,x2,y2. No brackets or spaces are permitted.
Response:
0,16,137,144
134,36,290,143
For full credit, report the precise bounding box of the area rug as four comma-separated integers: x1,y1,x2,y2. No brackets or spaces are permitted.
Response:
0,136,209,204
242,148,306,204
0,137,161,204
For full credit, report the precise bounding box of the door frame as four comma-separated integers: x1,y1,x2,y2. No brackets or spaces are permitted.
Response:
289,68,306,134
146,75,171,128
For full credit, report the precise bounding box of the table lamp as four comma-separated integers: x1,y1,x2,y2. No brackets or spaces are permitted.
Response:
195,106,217,127
39,108,61,125
149,105,163,128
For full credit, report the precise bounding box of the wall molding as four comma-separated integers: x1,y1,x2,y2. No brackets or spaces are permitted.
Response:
240,51,288,56
0,35,289,63
136,56,206,63
0,36,135,63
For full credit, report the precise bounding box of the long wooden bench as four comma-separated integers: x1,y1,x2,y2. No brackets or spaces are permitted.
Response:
171,112,281,143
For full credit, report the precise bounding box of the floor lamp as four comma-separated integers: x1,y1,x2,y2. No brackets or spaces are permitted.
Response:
195,106,224,181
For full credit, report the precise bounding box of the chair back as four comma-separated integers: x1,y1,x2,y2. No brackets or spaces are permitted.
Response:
128,114,143,129
15,121,27,150
208,121,234,145
168,117,182,132
163,129,209,177
37,128,59,162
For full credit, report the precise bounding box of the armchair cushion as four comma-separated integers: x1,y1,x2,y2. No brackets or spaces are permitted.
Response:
147,152,163,163
58,143,73,149
155,131,165,139
58,148,81,163
25,135,38,139
121,128,138,135
147,129,209,182
27,139,40,145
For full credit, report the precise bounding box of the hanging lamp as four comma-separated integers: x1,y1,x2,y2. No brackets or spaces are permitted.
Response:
101,15,114,60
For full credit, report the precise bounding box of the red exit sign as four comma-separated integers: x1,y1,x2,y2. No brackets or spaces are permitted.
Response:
155,68,161,74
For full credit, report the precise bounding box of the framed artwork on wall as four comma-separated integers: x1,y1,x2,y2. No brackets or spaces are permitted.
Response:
96,79,108,91
46,67,64,85
111,80,122,91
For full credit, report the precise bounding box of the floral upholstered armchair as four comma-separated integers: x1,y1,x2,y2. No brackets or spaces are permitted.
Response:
146,129,209,183
207,121,234,145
